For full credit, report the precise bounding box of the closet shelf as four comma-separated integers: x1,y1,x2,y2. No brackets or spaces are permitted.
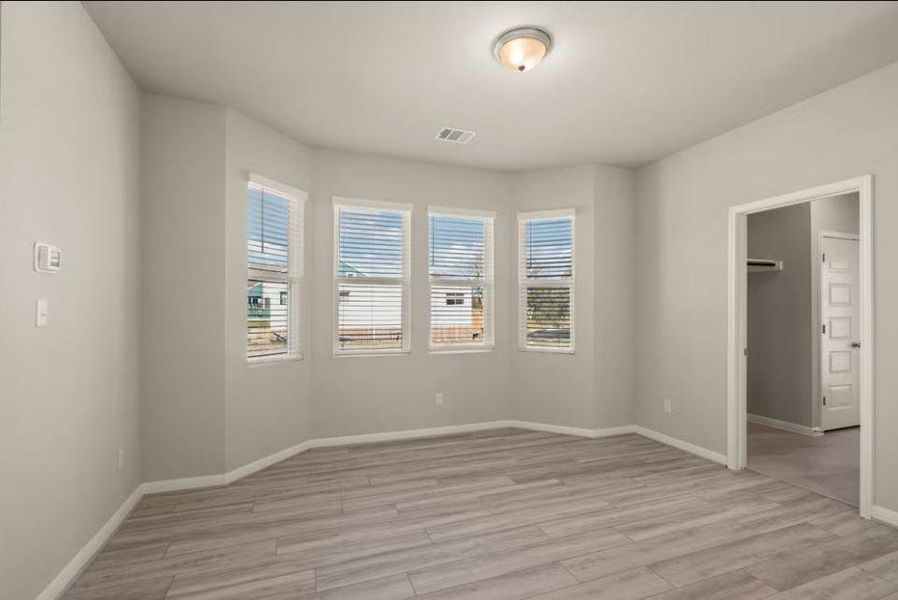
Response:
747,258,783,273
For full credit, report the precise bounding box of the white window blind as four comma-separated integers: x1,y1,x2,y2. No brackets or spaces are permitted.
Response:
429,208,494,349
246,175,304,360
334,199,411,354
518,210,575,352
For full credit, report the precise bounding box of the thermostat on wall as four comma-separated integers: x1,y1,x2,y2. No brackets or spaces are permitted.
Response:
34,242,62,273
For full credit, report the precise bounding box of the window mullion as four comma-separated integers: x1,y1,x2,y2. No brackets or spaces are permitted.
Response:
336,275,402,286
429,276,481,287
522,278,572,288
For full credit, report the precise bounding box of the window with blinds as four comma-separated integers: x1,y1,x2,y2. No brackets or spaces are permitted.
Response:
246,176,304,360
429,209,495,349
334,199,411,354
518,210,575,352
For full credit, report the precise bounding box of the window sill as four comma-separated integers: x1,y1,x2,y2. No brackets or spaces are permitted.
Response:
518,347,575,355
333,349,411,358
247,353,303,366
429,347,494,355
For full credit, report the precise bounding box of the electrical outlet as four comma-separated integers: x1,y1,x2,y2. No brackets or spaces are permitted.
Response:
663,398,673,414
435,392,444,405
118,448,124,470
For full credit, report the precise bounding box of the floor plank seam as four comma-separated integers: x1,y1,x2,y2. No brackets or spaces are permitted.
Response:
405,572,418,597
61,429,898,600
645,563,678,588
161,575,175,599
557,560,583,586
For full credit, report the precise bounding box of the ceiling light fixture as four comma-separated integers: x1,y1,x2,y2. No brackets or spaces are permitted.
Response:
492,26,553,73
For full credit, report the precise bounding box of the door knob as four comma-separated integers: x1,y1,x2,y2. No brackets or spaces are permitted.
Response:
851,342,861,348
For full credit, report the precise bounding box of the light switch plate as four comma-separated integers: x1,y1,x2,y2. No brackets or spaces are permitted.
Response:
36,298,49,327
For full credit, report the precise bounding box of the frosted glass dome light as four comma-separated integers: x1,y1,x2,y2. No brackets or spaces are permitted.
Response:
493,27,553,72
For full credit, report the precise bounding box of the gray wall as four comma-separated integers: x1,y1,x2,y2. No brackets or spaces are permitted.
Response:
140,95,227,481
224,109,313,471
747,203,813,427
309,150,513,438
509,165,636,430
510,167,597,428
138,105,517,479
137,105,638,479
141,100,317,479
594,167,638,428
812,193,860,234
8,5,897,595
635,61,898,511
0,3,142,598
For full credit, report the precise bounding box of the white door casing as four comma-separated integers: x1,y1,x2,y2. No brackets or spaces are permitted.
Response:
727,174,873,519
820,233,860,431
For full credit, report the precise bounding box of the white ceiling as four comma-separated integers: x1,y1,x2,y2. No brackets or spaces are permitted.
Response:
84,1,898,171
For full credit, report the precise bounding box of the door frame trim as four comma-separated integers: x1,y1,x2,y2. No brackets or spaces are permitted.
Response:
727,175,873,518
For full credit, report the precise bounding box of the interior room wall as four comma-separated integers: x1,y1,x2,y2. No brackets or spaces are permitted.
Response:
812,193,860,234
635,60,898,512
809,192,860,429
224,109,313,471
509,167,597,428
8,4,896,596
308,150,514,438
138,121,639,478
0,2,141,598
747,204,813,428
140,94,227,481
509,165,636,431
594,166,638,428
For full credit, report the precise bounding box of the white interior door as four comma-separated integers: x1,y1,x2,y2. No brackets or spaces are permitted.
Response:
820,233,860,431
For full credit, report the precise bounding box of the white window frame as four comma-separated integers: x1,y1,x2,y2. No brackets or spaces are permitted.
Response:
428,206,495,352
246,173,305,363
518,208,576,354
333,197,412,356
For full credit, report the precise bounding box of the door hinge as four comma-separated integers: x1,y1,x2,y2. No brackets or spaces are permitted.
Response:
822,252,826,263
822,323,826,334
743,347,748,357
823,396,827,406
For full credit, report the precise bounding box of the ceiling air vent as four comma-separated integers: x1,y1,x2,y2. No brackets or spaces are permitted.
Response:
435,127,476,144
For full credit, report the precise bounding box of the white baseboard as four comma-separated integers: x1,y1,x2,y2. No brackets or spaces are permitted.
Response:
142,473,227,494
142,421,511,495
141,420,705,496
135,422,728,496
308,420,511,448
37,485,144,600
506,420,636,439
143,445,314,494
634,426,728,465
747,413,822,437
40,418,733,599
871,505,898,528
226,440,312,483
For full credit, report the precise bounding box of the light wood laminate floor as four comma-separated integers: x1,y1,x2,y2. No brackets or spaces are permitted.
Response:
64,428,898,600
748,423,860,507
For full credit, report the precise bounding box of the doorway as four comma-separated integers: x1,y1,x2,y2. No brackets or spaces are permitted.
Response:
727,176,873,518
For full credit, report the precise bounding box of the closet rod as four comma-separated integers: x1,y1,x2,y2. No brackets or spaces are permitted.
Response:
747,258,778,267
